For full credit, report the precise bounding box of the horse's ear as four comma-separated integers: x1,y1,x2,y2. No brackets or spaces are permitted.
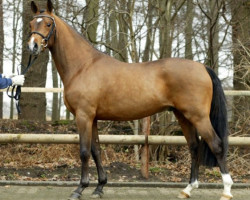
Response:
31,1,39,14
47,0,54,13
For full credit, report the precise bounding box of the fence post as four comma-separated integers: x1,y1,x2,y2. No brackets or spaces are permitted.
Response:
141,116,150,178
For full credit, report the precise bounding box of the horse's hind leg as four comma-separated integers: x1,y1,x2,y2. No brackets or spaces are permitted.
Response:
174,110,200,199
193,117,233,200
91,120,107,198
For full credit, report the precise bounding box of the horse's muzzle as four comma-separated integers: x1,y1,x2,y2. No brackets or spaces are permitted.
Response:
27,38,41,55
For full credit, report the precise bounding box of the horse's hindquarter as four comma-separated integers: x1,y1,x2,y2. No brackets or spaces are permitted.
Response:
162,59,213,119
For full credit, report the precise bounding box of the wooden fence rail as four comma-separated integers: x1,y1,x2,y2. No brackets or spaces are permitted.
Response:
0,87,250,96
0,134,250,146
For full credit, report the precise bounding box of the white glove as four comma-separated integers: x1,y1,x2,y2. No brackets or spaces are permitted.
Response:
11,75,25,86
2,73,18,78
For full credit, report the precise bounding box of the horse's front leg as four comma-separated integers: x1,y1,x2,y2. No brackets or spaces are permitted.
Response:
69,114,93,200
91,120,107,198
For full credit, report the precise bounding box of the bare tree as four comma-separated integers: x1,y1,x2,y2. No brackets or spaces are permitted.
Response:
197,0,224,73
231,0,250,134
84,0,99,43
117,0,129,62
51,0,60,121
0,0,4,118
19,0,49,120
142,0,154,62
109,1,119,59
158,0,173,59
9,0,22,119
127,0,139,62
52,60,60,121
207,0,221,73
184,0,193,60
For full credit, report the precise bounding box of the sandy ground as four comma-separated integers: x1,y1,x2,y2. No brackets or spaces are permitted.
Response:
0,185,249,200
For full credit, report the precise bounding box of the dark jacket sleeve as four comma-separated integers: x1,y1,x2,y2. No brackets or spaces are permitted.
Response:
0,74,12,89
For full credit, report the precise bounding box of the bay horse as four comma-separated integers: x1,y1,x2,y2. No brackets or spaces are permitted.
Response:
27,1,233,200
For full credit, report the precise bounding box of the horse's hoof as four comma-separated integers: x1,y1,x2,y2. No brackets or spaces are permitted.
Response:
220,194,233,200
68,192,82,200
91,190,104,199
178,191,190,199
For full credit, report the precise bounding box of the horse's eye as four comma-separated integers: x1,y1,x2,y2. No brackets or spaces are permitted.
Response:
47,23,51,27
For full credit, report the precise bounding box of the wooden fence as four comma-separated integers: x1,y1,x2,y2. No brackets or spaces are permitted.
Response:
1,87,250,96
0,134,250,146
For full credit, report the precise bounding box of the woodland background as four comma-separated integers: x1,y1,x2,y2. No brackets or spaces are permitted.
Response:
0,0,249,163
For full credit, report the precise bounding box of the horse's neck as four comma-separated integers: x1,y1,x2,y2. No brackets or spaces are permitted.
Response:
49,16,98,85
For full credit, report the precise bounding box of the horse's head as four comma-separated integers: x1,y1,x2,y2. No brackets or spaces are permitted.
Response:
28,0,56,55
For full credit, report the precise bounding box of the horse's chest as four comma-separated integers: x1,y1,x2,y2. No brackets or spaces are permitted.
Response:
64,87,98,116
63,93,76,115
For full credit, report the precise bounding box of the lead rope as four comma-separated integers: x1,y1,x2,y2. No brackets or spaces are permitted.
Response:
7,54,38,114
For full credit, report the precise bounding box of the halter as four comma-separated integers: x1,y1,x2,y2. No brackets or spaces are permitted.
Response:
30,15,56,49
6,15,56,114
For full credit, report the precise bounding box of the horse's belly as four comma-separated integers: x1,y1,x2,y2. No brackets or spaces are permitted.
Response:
96,109,167,121
96,99,172,121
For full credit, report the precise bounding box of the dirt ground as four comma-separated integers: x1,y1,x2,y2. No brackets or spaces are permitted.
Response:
1,186,250,200
0,120,249,184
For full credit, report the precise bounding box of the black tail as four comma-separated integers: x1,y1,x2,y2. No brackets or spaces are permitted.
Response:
199,67,229,167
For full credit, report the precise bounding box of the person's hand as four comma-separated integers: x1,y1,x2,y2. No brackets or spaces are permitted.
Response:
2,73,18,78
11,75,25,86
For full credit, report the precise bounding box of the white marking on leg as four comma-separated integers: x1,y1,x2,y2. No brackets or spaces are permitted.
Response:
37,18,43,23
182,180,199,197
221,173,233,197
29,37,35,51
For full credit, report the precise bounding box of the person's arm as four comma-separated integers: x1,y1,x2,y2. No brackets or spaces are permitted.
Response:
0,74,12,89
0,74,25,89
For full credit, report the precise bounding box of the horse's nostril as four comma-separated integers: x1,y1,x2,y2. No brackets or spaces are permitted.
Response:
34,42,38,51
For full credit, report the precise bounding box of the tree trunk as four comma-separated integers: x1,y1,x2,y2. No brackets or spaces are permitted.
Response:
51,0,60,122
117,0,128,62
19,0,49,121
159,0,173,59
104,0,111,55
184,0,193,60
84,0,99,44
66,109,70,120
207,0,220,73
109,1,119,60
231,0,250,134
10,0,21,119
142,0,153,62
127,0,139,62
0,0,4,118
51,61,59,121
